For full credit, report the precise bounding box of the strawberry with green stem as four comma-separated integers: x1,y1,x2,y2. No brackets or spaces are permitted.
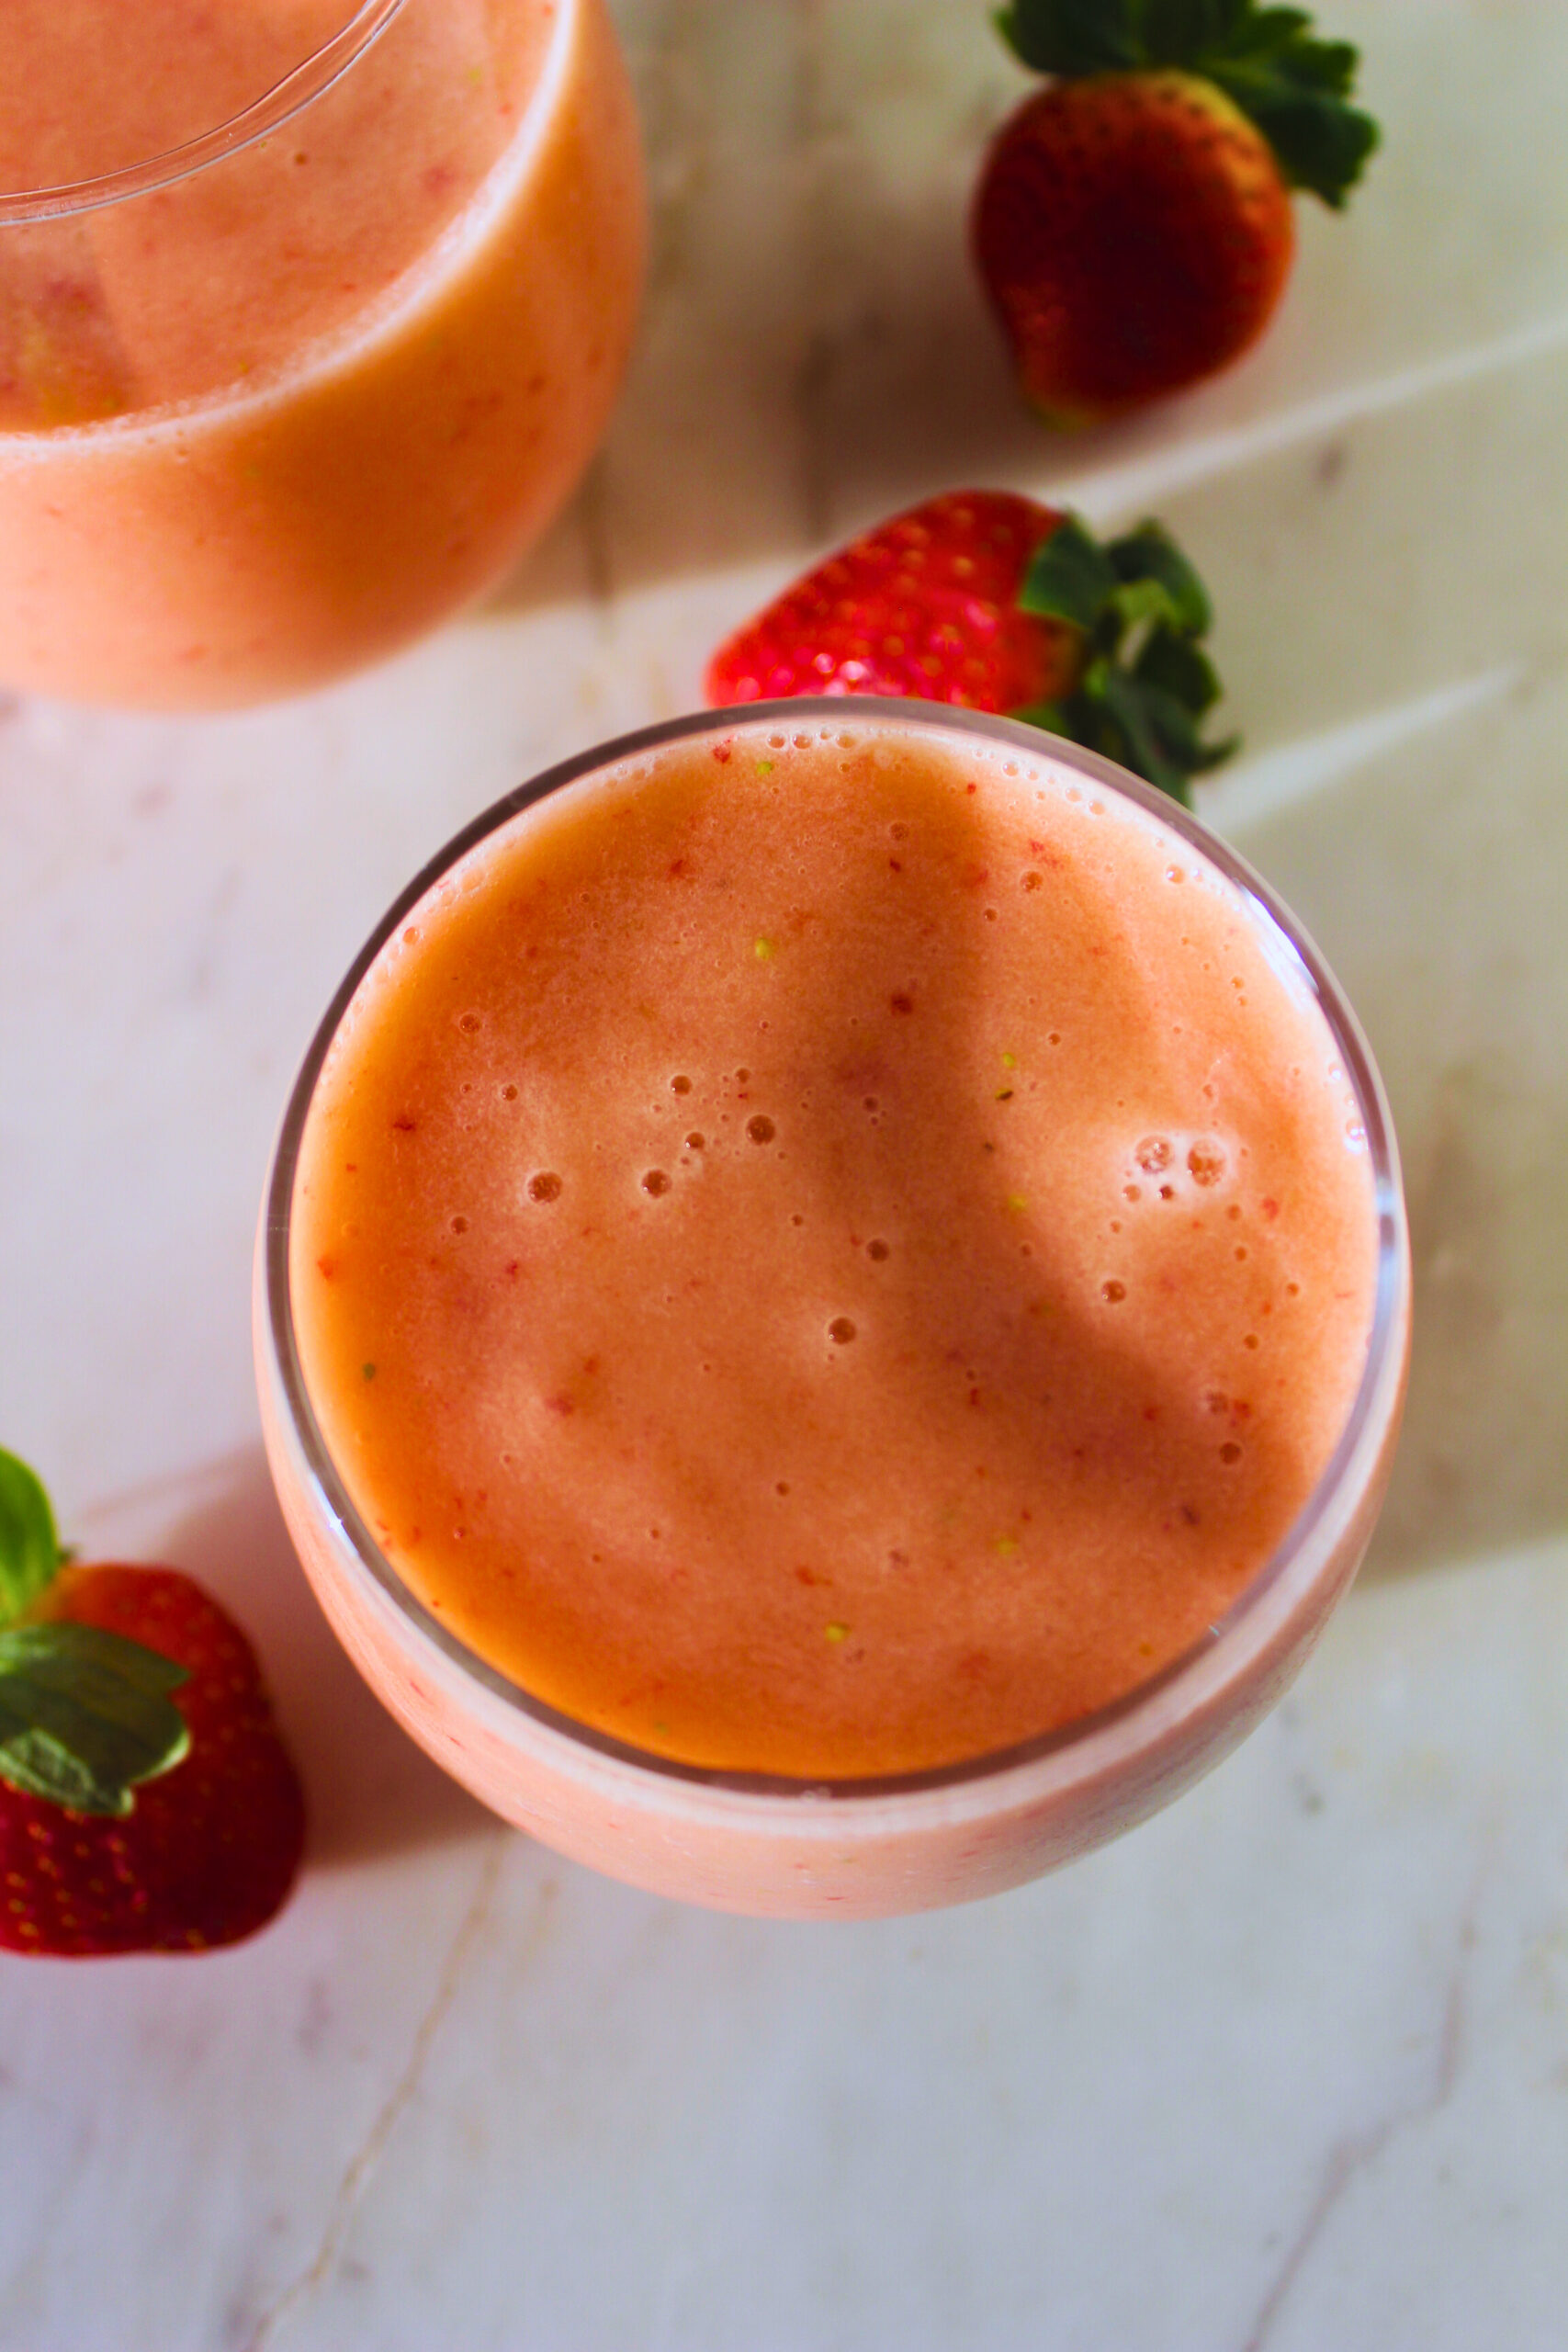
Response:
705,487,1234,805
974,0,1380,424
0,1448,305,1957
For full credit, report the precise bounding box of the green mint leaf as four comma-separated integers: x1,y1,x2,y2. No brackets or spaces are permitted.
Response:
0,1623,190,1816
1019,515,1120,632
1106,522,1213,634
996,0,1140,76
0,1725,138,1816
0,1449,62,1628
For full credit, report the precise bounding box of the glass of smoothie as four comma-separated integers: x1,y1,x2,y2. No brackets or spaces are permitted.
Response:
256,703,1410,1918
0,0,644,709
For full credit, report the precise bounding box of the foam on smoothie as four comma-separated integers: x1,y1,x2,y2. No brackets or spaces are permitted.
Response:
289,720,1379,1779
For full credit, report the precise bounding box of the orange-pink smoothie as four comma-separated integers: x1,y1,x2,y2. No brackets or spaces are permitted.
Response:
284,718,1382,1786
0,0,644,707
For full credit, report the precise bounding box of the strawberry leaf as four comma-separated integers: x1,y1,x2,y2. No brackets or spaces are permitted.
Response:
1140,0,1252,58
1010,511,1235,801
1109,575,1190,636
0,1449,62,1630
1018,514,1120,631
996,0,1379,208
1084,663,1195,804
1134,621,1221,713
0,1623,190,1816
997,0,1140,76
1203,52,1377,205
1125,674,1239,774
1216,11,1351,85
1106,523,1213,634
1013,698,1074,737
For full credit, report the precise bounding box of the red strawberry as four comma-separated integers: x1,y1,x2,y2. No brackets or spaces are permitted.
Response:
705,490,1079,713
0,1452,304,1957
705,489,1235,806
974,2,1379,424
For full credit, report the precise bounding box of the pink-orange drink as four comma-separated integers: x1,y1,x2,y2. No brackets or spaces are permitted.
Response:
258,705,1409,1915
0,0,644,707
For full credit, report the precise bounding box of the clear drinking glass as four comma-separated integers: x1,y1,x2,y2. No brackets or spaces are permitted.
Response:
255,703,1411,1919
0,0,644,709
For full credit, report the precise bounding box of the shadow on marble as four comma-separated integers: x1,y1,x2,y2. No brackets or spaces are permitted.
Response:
1157,339,1568,761
480,0,1113,618
479,185,1052,620
159,1449,493,1872
1224,667,1568,1589
484,0,1568,634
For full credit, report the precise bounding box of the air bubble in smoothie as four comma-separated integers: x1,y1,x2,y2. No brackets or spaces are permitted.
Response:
280,718,1389,1790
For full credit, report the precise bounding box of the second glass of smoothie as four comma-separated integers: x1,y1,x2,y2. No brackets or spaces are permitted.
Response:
257,703,1410,1917
0,0,645,708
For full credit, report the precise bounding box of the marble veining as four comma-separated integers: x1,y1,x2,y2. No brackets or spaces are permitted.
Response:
1239,1813,1493,2352
242,1836,509,2352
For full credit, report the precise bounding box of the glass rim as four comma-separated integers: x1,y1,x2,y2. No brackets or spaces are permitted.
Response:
0,0,406,225
262,697,1409,1807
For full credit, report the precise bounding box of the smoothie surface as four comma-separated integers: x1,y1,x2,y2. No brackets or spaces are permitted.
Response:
289,721,1378,1778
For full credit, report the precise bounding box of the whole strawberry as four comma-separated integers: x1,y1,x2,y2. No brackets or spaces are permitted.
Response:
705,488,1235,805
974,0,1379,424
707,491,1079,713
0,1449,305,1957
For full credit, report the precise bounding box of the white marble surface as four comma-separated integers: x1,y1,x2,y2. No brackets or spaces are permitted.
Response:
3,4,1566,2346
